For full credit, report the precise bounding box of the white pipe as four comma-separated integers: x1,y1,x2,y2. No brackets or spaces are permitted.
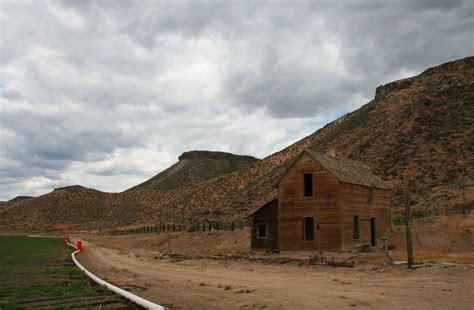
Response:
27,235,63,238
66,242,166,310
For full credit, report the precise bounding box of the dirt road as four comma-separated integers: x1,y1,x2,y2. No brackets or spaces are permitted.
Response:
78,241,473,309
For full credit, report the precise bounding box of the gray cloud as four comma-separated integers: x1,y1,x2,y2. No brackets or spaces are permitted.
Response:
0,0,472,200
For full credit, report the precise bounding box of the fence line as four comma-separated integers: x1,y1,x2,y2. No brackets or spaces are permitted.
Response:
109,219,251,236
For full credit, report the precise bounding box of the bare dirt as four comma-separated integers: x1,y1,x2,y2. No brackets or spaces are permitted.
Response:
78,241,473,310
76,215,474,309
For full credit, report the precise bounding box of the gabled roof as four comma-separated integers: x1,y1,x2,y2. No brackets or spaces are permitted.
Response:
248,197,278,217
279,149,390,189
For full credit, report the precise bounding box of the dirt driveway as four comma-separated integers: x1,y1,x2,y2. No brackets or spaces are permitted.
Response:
78,241,473,309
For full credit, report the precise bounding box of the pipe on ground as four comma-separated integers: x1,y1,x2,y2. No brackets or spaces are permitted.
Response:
66,240,166,310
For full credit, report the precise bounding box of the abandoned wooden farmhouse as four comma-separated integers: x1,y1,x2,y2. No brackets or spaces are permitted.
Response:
250,149,391,252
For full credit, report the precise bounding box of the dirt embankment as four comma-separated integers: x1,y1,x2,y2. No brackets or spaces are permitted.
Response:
83,227,250,257
82,215,474,264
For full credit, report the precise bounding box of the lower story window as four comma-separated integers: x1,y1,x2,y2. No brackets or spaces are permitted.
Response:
257,224,268,238
304,217,314,241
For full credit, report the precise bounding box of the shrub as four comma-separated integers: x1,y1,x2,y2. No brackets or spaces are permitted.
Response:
187,223,198,233
412,209,431,219
392,214,407,225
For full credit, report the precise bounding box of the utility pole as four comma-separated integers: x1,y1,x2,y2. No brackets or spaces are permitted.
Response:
159,207,163,233
462,171,466,215
404,179,414,269
180,205,184,224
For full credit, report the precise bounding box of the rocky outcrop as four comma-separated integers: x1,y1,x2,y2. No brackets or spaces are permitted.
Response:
375,56,474,99
375,77,414,99
421,56,474,76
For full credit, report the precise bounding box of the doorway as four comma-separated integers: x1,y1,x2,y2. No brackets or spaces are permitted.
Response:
370,217,377,247
304,217,314,242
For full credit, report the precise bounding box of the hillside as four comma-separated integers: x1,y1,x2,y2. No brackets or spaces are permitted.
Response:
126,151,259,192
0,57,472,231
306,57,473,209
8,196,34,203
134,56,473,224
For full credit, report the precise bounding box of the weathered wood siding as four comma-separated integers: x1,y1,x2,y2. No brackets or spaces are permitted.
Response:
339,183,391,251
251,200,279,250
278,153,342,251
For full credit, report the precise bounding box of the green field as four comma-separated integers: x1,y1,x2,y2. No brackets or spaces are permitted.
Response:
0,236,138,309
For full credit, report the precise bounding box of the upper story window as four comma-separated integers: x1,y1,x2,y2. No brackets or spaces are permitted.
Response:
304,173,313,197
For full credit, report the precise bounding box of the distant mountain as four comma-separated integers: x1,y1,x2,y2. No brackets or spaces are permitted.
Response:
1,57,472,231
0,152,259,231
126,151,259,192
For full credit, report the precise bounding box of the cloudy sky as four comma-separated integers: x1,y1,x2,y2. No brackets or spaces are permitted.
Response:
0,0,473,200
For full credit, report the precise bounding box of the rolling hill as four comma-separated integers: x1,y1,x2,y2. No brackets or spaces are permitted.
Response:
0,57,472,231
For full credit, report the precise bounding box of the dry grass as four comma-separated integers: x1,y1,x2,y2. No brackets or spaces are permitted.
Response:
433,214,474,228
389,250,474,264
356,249,474,265
357,249,474,265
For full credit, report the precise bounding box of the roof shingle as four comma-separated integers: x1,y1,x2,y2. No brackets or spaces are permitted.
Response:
305,150,390,189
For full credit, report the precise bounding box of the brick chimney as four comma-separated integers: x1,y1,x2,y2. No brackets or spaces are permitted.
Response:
327,148,337,158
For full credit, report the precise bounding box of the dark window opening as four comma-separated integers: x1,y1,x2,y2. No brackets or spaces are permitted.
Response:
353,215,360,240
304,173,313,197
304,217,314,241
257,224,268,238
